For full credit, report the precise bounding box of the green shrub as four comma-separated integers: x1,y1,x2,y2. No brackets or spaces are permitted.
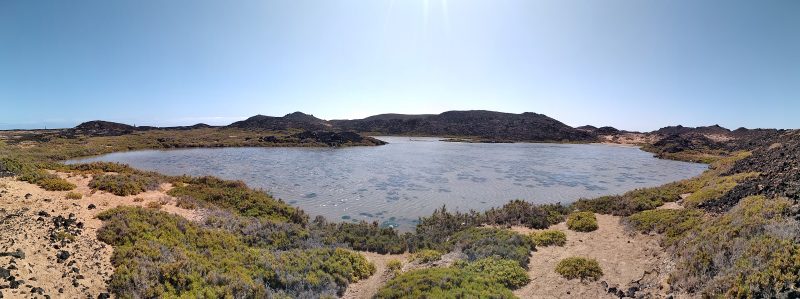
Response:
408,205,485,252
375,267,517,299
624,209,703,247
448,227,534,268
310,216,406,254
386,259,403,276
89,173,160,196
555,257,603,281
37,176,77,191
484,200,570,229
530,230,567,247
97,206,374,298
457,257,530,289
566,212,598,232
203,209,309,250
65,191,83,200
168,176,307,224
671,196,800,297
411,249,442,263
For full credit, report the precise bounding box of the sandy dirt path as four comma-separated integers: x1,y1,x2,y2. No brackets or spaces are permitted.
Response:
512,214,668,299
342,252,409,299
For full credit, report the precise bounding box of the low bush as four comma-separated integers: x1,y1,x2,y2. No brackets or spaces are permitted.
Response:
204,209,309,250
408,205,484,252
386,259,403,277
566,212,598,232
555,257,603,281
448,227,534,268
168,176,307,224
484,200,570,229
65,191,83,200
37,176,77,191
144,201,162,209
671,196,800,297
411,249,442,263
310,216,407,254
175,196,199,209
375,267,517,299
530,230,567,247
624,209,703,247
89,173,160,196
457,257,530,289
97,206,374,298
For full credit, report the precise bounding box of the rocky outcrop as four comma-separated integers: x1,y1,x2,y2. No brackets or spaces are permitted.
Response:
704,130,800,211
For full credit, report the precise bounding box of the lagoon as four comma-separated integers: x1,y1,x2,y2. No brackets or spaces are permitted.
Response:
67,137,707,229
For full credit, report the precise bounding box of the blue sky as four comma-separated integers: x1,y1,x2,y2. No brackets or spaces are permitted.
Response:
1,0,798,131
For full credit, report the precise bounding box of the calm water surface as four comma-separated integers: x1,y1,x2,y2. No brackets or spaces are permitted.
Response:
67,137,707,229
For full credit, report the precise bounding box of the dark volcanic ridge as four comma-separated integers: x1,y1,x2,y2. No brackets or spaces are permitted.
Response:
39,110,788,150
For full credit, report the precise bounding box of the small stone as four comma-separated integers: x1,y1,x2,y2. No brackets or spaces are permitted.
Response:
87,204,96,210
56,250,70,262
0,267,9,279
24,193,32,199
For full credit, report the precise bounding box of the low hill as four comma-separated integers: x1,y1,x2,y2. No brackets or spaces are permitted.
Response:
331,110,596,142
71,120,136,136
226,112,330,131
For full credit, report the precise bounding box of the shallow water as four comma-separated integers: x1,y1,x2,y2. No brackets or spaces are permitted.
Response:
67,137,707,229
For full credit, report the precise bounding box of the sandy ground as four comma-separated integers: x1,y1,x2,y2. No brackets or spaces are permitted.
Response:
342,252,409,299
0,173,200,298
511,214,669,299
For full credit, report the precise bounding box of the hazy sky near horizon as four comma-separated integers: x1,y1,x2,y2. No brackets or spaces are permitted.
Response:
1,0,799,131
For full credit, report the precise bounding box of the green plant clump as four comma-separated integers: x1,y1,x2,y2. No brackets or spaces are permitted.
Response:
89,173,160,196
555,257,603,281
624,209,703,247
310,216,407,254
566,212,598,232
448,227,534,268
530,230,567,247
411,249,443,263
375,267,517,299
65,191,83,199
386,259,403,277
483,200,570,229
457,257,530,289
